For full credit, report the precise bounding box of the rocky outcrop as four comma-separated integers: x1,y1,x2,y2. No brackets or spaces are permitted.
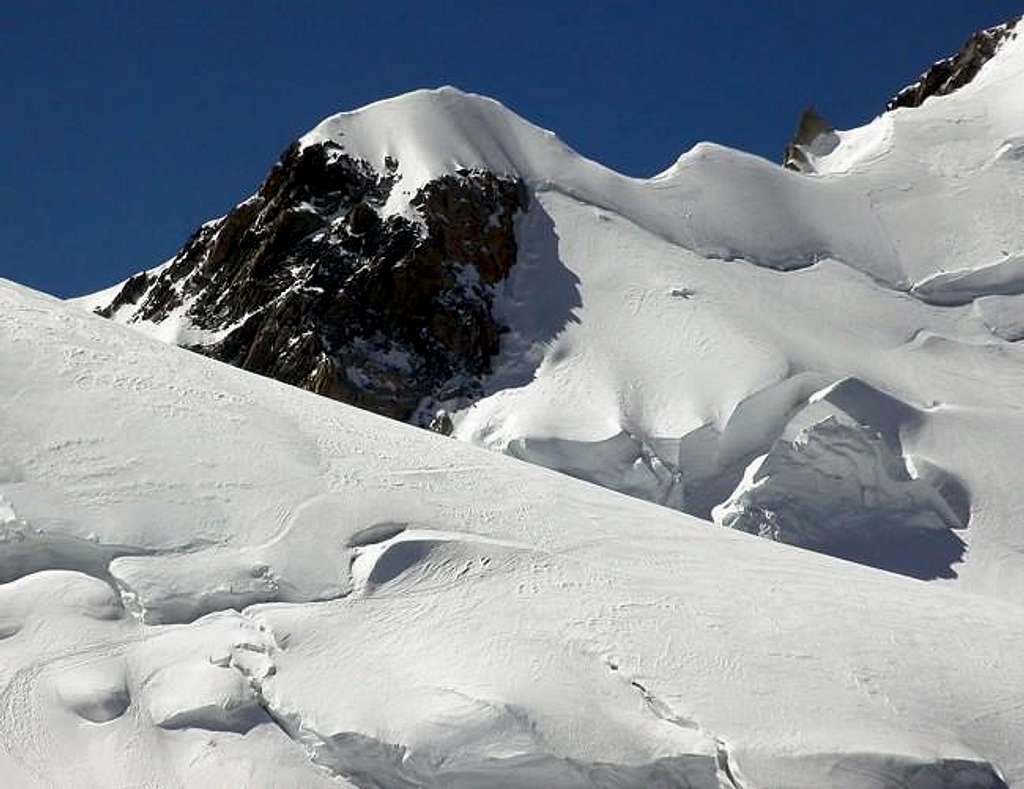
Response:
783,18,1019,171
887,17,1020,110
782,108,839,172
94,141,527,423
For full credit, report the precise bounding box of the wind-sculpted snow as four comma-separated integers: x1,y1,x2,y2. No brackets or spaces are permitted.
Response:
974,294,1024,341
296,25,1023,288
300,90,905,283
4,279,1024,787
21,21,1024,785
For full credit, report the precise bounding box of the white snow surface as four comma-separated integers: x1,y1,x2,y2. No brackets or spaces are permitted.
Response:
4,277,1024,787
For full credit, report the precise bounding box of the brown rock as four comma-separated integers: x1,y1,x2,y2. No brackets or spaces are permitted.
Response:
95,141,527,425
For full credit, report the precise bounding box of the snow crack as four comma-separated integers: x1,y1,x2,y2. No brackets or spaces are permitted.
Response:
627,677,754,789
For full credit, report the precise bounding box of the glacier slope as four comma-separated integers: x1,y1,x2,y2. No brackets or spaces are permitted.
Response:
3,279,1024,787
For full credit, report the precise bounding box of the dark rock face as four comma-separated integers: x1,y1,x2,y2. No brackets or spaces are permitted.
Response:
887,17,1020,111
782,108,839,172
96,140,527,422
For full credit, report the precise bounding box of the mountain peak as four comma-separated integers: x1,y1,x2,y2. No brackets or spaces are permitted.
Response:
297,87,567,215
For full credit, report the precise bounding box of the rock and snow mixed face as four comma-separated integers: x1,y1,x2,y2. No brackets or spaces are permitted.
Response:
83,139,526,423
73,17,1024,604
886,16,1021,111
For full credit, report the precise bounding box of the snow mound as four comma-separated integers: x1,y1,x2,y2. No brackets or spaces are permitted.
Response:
54,657,129,723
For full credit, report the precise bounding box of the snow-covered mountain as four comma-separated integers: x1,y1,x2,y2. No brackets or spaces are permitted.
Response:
78,17,1024,604
4,277,1024,788
1,16,1016,786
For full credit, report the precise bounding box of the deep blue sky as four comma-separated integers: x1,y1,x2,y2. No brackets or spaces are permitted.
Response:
2,2,1020,297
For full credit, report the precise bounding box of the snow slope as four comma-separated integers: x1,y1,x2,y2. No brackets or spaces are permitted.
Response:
76,27,1024,602
5,278,1024,787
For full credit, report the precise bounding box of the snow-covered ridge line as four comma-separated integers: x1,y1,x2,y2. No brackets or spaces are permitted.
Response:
88,26,1024,309
298,87,906,281
90,15,1024,295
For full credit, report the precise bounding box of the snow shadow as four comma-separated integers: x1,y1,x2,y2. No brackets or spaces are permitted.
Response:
486,199,582,392
822,525,967,581
309,730,721,789
827,753,1009,789
846,462,972,581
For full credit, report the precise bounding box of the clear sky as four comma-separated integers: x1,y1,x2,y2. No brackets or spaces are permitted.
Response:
2,2,1020,297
